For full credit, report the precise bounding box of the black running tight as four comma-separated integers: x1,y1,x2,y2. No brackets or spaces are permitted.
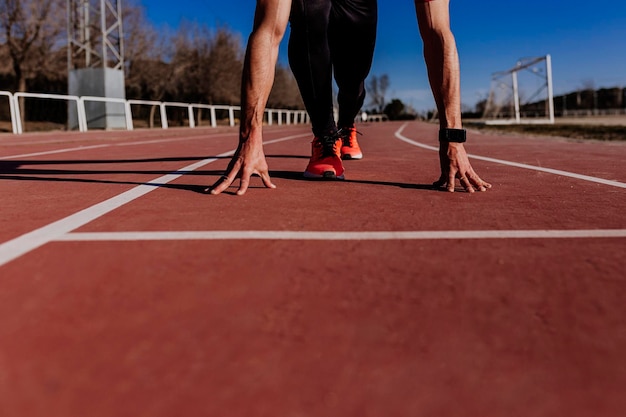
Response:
288,0,377,137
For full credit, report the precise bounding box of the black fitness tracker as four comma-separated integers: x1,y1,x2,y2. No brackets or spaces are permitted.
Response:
439,128,467,143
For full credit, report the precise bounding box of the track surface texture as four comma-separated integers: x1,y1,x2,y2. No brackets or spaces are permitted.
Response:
1,121,625,417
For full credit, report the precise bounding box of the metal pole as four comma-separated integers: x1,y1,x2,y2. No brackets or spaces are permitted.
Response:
84,1,91,66
512,71,520,123
100,0,107,67
118,0,125,69
546,54,555,123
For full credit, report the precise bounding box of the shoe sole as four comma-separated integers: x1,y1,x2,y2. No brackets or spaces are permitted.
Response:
341,153,363,160
303,170,345,180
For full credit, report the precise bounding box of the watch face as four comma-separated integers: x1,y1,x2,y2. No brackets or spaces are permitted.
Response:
439,129,466,142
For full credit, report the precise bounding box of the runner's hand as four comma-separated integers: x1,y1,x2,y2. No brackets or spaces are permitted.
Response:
207,140,276,196
433,142,492,193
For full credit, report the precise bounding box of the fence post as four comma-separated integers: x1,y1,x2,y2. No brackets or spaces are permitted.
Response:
160,103,168,129
76,98,87,132
12,94,23,134
188,105,195,128
210,107,217,128
124,101,134,131
3,92,19,134
228,107,235,127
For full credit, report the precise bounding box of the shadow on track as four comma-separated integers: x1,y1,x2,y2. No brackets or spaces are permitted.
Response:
0,156,441,194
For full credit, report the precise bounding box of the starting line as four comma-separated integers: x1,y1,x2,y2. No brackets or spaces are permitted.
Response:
57,229,626,241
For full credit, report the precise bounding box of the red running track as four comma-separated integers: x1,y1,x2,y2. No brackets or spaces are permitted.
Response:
0,121,625,416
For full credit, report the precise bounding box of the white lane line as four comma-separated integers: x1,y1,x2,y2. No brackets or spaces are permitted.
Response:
395,124,626,189
57,229,626,241
0,133,308,267
114,134,235,147
0,131,241,160
0,144,112,160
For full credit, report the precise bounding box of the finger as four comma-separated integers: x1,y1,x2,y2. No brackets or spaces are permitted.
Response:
259,171,277,190
207,175,232,195
206,175,227,194
236,164,271,196
447,170,456,193
209,156,244,195
462,176,475,193
209,164,241,194
475,180,489,192
456,174,474,193
236,174,251,196
467,173,492,192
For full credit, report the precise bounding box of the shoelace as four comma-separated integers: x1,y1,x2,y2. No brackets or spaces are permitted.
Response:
338,127,362,147
318,133,339,157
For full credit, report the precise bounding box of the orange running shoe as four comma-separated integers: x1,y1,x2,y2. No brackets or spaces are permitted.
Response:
303,133,345,179
339,126,363,160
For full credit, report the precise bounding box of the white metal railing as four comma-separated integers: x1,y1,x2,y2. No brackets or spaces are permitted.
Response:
127,99,169,130
0,91,18,134
559,108,626,117
82,96,133,131
14,92,85,134
0,90,309,135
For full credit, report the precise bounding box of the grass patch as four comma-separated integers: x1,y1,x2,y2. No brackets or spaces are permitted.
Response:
464,122,626,142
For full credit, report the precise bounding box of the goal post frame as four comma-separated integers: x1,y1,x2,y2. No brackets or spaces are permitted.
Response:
483,54,554,125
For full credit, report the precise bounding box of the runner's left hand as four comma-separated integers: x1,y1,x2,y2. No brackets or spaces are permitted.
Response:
433,142,492,193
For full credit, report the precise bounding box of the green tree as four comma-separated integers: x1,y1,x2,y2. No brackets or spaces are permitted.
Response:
384,98,405,120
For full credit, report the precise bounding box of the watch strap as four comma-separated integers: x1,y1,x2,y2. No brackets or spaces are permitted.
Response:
439,128,467,143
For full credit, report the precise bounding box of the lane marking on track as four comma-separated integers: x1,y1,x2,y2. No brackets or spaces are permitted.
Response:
0,129,305,160
56,229,626,241
395,124,626,189
0,137,224,160
0,133,309,267
0,144,113,160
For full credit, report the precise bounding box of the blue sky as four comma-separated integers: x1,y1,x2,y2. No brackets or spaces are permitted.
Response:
143,0,626,112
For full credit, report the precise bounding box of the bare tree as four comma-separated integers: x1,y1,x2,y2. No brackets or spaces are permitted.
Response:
124,1,162,78
268,64,303,109
205,27,242,105
122,2,180,126
0,0,66,93
367,74,389,113
0,1,306,131
123,5,173,95
169,23,212,103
